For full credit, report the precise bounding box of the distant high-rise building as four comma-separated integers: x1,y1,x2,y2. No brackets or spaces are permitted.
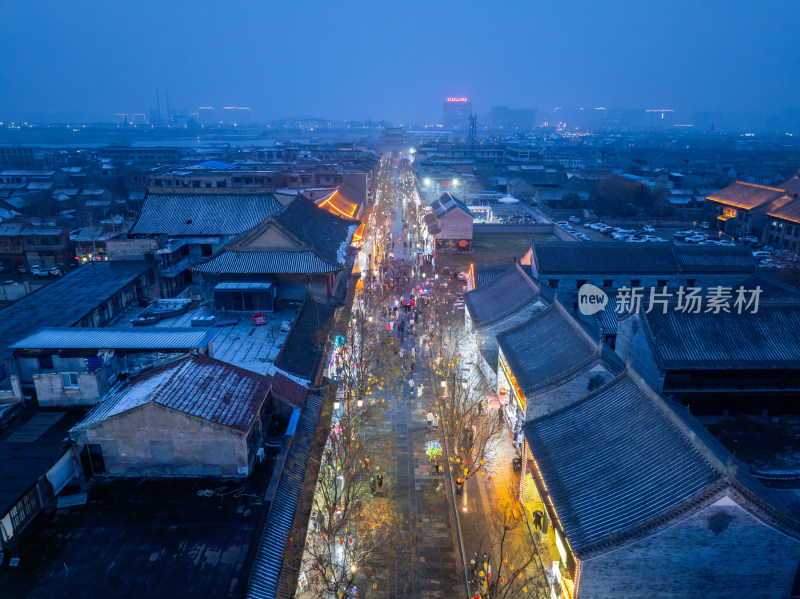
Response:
490,106,537,130
443,97,472,130
645,109,674,128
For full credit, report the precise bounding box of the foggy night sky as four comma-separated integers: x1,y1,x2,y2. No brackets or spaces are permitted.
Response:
1,0,798,123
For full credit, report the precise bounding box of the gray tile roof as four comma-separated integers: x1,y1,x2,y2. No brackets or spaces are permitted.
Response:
472,264,531,288
0,261,156,373
532,241,756,275
11,327,215,351
275,296,336,382
0,221,25,236
673,246,755,273
738,273,800,301
522,374,723,556
465,263,543,326
194,250,341,275
270,195,359,266
73,355,272,432
640,303,800,371
533,241,679,274
130,192,282,236
497,302,599,394
194,196,358,276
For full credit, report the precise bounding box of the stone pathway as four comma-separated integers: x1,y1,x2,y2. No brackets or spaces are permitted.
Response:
385,182,464,598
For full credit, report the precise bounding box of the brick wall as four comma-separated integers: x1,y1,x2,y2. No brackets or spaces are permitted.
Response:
73,402,250,477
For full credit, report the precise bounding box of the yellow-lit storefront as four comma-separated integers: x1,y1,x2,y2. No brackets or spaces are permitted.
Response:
519,439,577,599
497,352,526,450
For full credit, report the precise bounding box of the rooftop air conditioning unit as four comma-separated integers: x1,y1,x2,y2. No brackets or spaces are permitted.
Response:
256,447,266,463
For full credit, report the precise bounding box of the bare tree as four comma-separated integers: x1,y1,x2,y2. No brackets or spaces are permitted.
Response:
421,285,504,506
298,276,413,598
462,482,550,599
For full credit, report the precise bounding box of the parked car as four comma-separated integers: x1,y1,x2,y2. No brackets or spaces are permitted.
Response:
685,235,705,243
16,265,27,274
568,216,581,223
717,240,736,247
752,251,772,259
743,236,760,244
33,268,50,278
700,221,710,229
643,225,656,234
556,221,569,227
47,267,62,277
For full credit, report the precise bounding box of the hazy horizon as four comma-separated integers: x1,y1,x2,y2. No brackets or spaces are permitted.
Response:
2,0,799,126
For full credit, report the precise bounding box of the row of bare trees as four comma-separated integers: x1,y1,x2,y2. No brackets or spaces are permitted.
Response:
299,216,413,597
421,282,549,599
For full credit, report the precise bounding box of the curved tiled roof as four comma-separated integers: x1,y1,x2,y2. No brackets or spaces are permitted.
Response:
497,302,598,393
465,262,542,326
130,192,283,236
523,371,800,557
194,250,341,275
272,195,359,266
523,374,723,556
640,303,800,371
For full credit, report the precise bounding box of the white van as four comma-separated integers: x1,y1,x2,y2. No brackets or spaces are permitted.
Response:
752,251,771,259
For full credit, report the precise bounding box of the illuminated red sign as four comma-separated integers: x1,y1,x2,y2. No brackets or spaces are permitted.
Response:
446,97,468,103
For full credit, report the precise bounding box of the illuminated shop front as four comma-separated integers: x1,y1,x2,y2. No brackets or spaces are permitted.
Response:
497,350,526,449
519,440,577,599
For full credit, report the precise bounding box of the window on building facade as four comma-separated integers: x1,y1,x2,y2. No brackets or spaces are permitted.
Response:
548,279,559,289
61,372,79,388
38,355,54,370
201,244,213,257
657,280,667,288
631,279,641,287
603,280,613,288
10,486,40,531
576,279,586,289
687,279,696,287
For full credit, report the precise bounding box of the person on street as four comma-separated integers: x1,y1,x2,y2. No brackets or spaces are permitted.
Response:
426,411,434,428
376,472,383,490
418,382,424,398
370,476,377,496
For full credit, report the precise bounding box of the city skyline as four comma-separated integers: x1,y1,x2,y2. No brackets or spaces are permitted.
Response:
1,0,799,126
